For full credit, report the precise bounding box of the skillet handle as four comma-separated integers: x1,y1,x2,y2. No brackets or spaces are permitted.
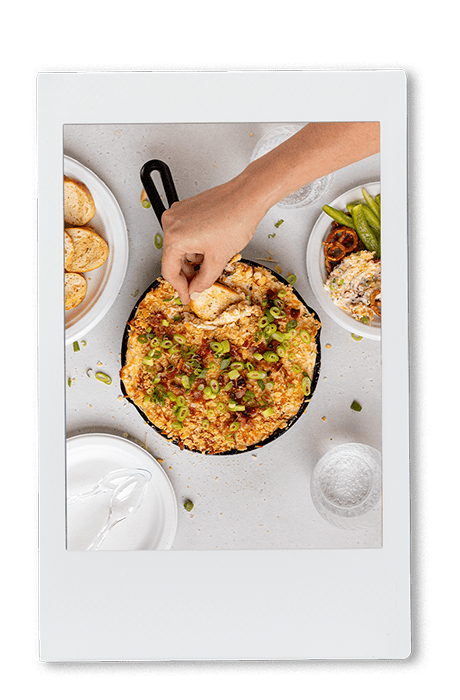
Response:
140,159,179,229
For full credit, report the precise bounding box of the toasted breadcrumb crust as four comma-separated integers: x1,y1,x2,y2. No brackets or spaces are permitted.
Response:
121,261,320,454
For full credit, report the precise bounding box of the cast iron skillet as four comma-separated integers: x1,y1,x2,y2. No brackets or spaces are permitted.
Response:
119,160,322,456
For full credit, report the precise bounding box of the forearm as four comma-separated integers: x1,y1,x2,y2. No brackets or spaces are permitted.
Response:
237,122,380,213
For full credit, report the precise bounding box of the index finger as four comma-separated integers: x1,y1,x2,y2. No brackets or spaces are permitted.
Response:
161,247,191,304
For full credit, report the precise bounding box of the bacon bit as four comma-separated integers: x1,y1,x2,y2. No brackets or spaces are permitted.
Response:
290,308,300,319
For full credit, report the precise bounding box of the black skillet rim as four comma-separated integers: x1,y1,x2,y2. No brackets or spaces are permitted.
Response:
120,259,322,456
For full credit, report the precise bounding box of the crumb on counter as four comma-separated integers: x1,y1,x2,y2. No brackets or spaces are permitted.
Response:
325,343,331,349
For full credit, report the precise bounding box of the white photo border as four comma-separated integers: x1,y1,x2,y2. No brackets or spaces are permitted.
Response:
37,70,409,661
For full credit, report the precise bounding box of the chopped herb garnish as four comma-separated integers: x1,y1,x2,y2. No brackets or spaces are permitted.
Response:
274,219,284,228
350,400,362,412
73,341,80,352
155,233,163,249
95,372,112,385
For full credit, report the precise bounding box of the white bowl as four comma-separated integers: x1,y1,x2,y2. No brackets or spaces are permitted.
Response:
306,182,381,340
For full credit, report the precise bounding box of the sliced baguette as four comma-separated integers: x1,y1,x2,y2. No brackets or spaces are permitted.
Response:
65,272,87,310
65,226,109,273
189,283,243,321
64,230,75,269
64,176,96,226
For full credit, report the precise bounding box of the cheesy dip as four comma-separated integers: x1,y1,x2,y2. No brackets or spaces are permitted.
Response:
120,259,321,454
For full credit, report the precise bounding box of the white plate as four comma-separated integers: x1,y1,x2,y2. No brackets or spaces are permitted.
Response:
64,156,129,345
66,433,178,550
306,182,381,340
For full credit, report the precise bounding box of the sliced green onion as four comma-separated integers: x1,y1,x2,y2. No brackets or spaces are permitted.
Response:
291,364,302,374
181,375,190,389
229,421,240,432
351,333,363,341
167,391,177,402
274,219,284,228
210,341,223,353
203,386,214,398
155,233,163,249
228,369,240,380
173,334,186,344
202,419,210,429
277,289,287,298
176,396,186,407
174,297,183,305
137,335,148,343
287,383,295,395
245,362,255,372
73,341,80,352
262,407,274,418
142,357,154,366
258,317,269,329
351,400,362,412
287,273,297,285
272,331,284,343
221,339,230,353
177,406,189,421
217,402,226,412
207,409,215,418
210,379,220,394
161,338,173,348
302,375,311,396
264,323,277,336
269,306,282,318
264,309,275,323
161,319,169,326
253,352,263,361
184,499,194,511
230,362,244,371
172,421,183,430
300,329,311,344
248,370,267,380
224,381,233,391
263,351,278,363
95,372,112,385
286,320,298,331
276,345,286,358
220,357,231,370
67,377,71,387
265,381,274,391
257,379,265,391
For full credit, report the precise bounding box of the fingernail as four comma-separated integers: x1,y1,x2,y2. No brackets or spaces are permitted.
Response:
190,292,201,300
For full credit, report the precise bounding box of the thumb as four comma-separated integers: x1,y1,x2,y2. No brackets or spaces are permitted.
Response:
188,256,226,298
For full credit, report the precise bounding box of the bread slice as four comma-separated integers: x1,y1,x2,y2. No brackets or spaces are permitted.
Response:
65,272,87,310
64,230,75,269
65,227,109,273
189,283,243,320
64,176,96,226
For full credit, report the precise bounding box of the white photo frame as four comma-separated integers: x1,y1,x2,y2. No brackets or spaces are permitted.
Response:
37,70,410,661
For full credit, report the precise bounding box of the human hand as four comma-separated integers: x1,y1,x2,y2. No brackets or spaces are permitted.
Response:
161,173,267,305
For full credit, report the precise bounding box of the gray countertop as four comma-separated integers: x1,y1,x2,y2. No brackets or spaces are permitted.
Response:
64,122,381,550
